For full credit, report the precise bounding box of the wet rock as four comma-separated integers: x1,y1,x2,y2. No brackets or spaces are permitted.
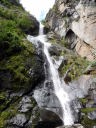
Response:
88,111,96,120
10,114,27,127
18,96,33,113
49,44,63,56
40,109,62,123
44,26,50,34
34,81,63,120
34,107,62,127
35,121,62,128
47,31,60,40
7,126,19,128
56,124,84,128
70,99,82,123
25,106,40,128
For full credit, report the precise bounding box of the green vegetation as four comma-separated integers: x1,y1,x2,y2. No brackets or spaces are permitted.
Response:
81,108,96,114
0,0,38,92
49,36,90,81
79,97,96,128
59,52,89,81
0,1,39,126
50,37,71,48
81,115,96,128
0,0,11,7
0,3,36,60
79,98,88,104
0,39,35,92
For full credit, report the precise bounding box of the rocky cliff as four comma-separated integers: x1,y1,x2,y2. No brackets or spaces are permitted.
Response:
44,0,96,127
0,1,45,127
45,0,96,61
0,0,96,128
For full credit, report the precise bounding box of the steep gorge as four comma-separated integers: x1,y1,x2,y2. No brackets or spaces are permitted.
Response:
0,0,96,128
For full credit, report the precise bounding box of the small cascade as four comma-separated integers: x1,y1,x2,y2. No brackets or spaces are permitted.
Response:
27,23,74,126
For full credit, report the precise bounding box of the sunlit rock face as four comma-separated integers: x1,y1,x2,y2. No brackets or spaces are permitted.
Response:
72,1,96,60
45,0,96,61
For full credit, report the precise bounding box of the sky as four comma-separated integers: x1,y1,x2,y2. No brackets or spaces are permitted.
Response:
20,0,55,21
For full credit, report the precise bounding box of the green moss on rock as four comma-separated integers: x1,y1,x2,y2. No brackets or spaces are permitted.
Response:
59,53,89,81
81,115,96,128
81,108,96,114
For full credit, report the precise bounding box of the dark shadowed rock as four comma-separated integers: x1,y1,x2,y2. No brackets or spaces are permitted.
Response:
49,44,63,56
35,110,63,128
40,109,62,123
56,124,84,128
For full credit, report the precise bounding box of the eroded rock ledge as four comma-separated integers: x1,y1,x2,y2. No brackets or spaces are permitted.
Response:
45,0,96,61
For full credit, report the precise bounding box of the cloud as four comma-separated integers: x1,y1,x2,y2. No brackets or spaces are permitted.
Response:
20,0,55,21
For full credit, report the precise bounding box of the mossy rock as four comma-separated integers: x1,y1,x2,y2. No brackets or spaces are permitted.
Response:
0,98,20,127
84,60,96,75
0,0,42,93
0,96,40,128
79,98,88,105
59,54,89,81
81,108,96,114
81,115,96,128
48,34,90,81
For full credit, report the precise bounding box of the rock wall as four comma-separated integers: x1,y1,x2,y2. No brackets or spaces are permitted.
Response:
45,0,96,61
0,1,45,127
45,1,96,127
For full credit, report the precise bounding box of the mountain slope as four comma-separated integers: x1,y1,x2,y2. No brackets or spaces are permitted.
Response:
0,1,45,127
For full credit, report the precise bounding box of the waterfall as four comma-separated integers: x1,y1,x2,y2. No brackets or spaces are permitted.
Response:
27,23,74,126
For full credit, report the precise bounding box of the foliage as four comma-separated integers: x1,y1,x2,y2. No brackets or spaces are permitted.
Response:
0,1,39,127
59,53,89,80
0,0,11,6
81,115,96,128
81,108,96,114
0,19,23,59
0,0,37,91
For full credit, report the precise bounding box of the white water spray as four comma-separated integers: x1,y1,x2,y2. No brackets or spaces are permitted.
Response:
27,23,74,125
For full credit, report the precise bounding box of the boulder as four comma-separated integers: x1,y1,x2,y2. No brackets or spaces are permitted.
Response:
9,114,27,127
40,109,62,123
35,109,63,128
56,124,84,128
49,44,63,56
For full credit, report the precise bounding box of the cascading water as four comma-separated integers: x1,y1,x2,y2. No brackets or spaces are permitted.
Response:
27,23,74,126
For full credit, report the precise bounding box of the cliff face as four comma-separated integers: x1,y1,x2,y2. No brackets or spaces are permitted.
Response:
0,1,45,127
45,0,96,61
45,1,96,127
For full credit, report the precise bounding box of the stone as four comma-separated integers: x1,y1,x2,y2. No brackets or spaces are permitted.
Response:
65,29,77,49
49,44,63,56
84,63,96,74
45,0,96,61
18,96,32,113
40,109,62,123
75,39,96,61
33,81,63,121
56,124,84,128
88,111,96,120
10,114,27,127
72,2,96,48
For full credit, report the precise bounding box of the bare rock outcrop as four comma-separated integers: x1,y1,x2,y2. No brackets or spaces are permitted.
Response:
45,0,96,61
